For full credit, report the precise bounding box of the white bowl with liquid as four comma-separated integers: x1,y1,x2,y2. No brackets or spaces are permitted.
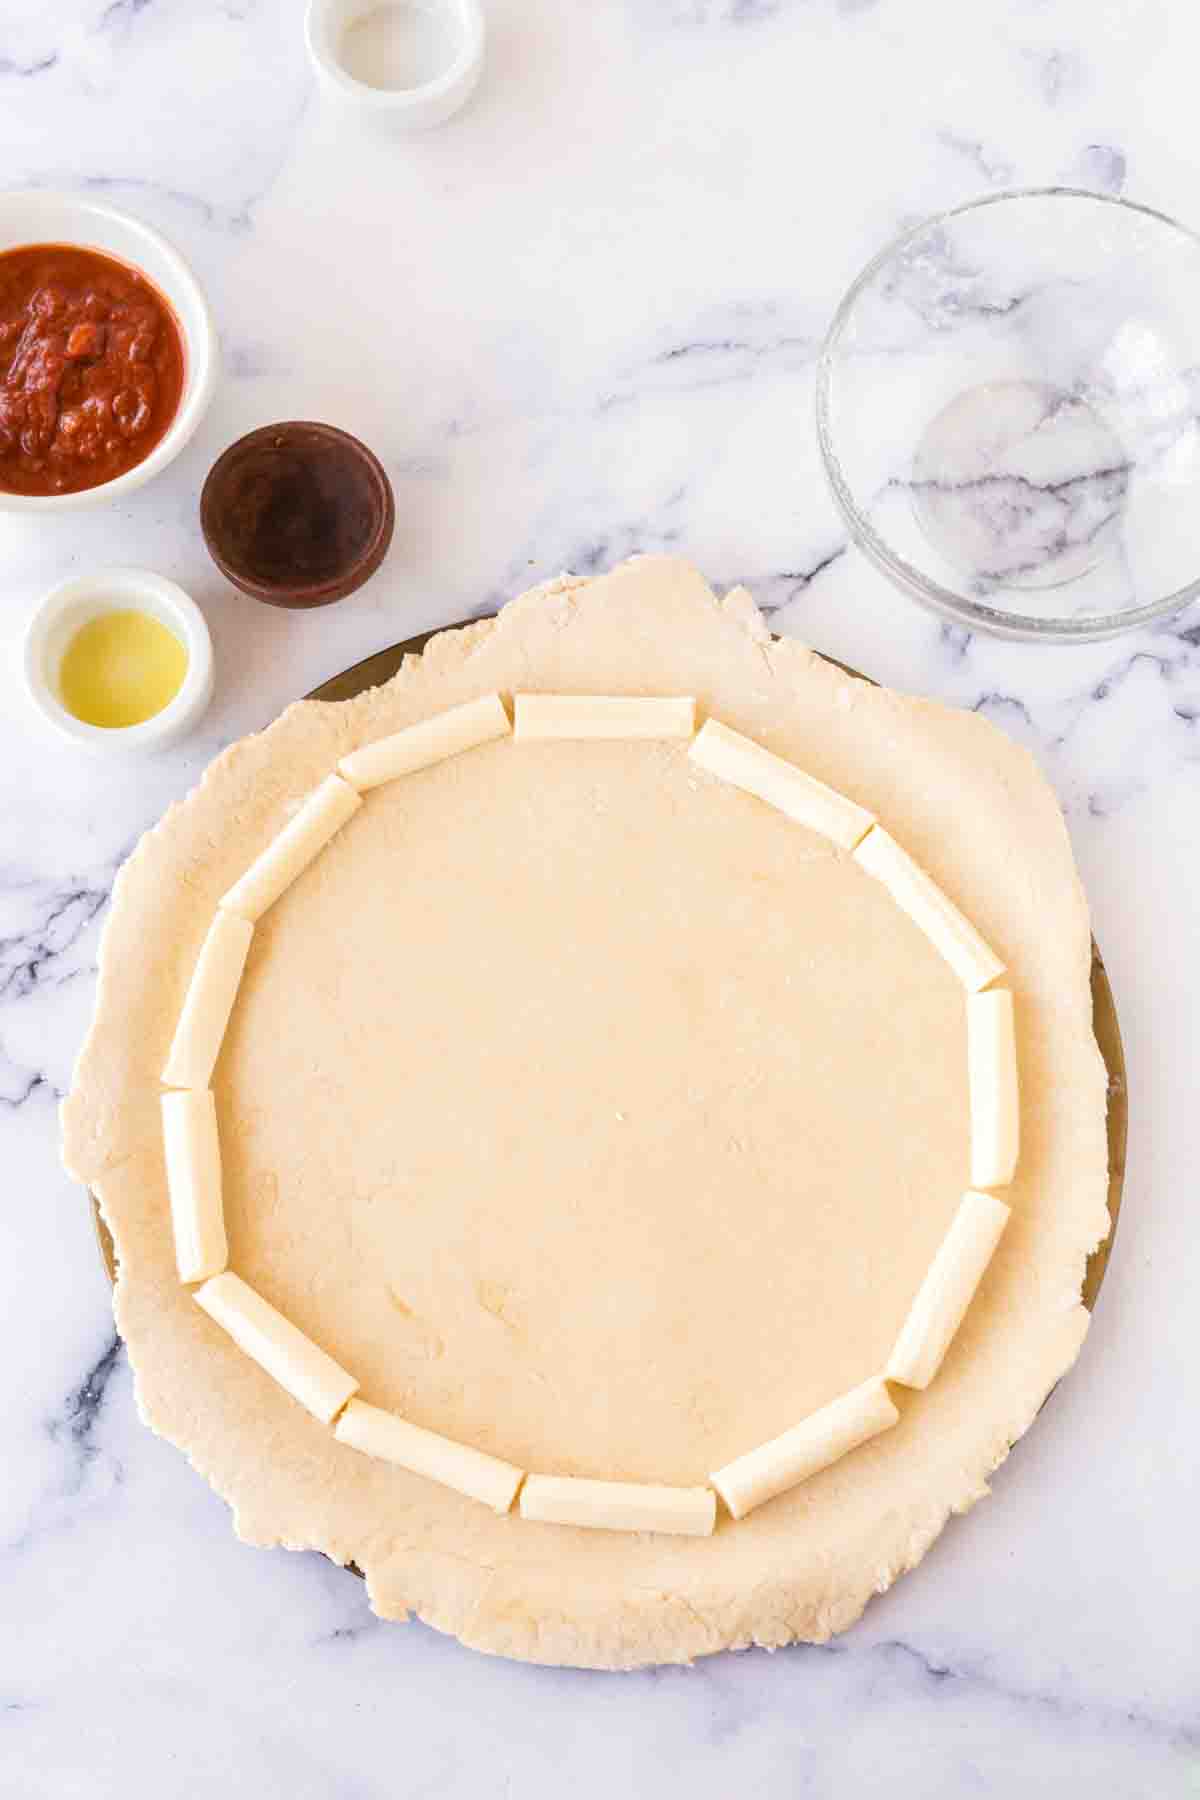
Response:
23,567,214,755
305,0,485,131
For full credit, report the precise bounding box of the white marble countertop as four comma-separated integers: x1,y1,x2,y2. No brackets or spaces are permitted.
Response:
2,1,1197,1793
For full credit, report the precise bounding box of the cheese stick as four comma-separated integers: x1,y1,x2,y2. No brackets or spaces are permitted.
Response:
162,910,254,1090
513,694,696,741
519,1474,716,1537
886,1190,1011,1390
968,988,1020,1189
853,826,1005,992
689,718,875,852
338,693,511,791
220,775,361,923
711,1376,899,1521
334,1398,523,1513
194,1271,359,1424
162,1089,227,1284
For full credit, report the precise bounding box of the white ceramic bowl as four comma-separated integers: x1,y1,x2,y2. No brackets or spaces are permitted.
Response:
0,192,218,514
305,0,485,132
24,568,214,755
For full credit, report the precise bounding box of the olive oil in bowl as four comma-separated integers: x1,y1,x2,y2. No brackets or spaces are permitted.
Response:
58,609,188,729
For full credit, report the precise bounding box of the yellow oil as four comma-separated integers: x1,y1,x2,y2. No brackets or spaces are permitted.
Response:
59,609,188,729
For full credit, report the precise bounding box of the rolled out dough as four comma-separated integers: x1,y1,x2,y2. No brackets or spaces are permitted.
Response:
61,555,1109,1670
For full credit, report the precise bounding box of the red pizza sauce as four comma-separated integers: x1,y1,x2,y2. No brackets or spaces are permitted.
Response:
0,243,186,497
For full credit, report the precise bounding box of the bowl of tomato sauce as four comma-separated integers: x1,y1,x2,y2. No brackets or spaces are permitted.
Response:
0,192,217,511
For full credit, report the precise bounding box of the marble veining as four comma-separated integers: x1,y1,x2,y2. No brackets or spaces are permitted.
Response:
2,0,1198,1794
51,1332,124,1495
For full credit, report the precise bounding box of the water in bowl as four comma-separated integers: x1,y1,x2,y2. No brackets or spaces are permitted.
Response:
339,2,463,90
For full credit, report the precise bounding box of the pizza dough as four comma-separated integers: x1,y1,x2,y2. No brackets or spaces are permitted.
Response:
60,555,1110,1669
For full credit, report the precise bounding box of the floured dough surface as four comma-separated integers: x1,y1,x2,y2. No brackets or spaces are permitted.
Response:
61,557,1110,1669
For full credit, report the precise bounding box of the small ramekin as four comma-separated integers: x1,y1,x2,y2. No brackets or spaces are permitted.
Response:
0,191,219,515
305,0,485,131
23,568,214,755
200,421,396,607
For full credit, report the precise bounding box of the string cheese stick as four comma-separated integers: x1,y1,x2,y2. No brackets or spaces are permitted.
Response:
334,1398,523,1513
194,1271,359,1424
689,718,875,852
886,1190,1011,1390
853,826,1005,992
519,1474,716,1537
162,1089,227,1284
162,910,254,1090
513,694,696,741
968,988,1020,1189
338,693,511,792
219,775,362,923
711,1377,899,1521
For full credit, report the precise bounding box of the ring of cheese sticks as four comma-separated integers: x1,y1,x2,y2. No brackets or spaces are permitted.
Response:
161,693,1019,1536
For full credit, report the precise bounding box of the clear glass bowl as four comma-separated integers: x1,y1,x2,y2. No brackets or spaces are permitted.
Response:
817,188,1200,640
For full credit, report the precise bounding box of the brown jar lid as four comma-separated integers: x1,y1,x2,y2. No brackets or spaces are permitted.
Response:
200,421,395,608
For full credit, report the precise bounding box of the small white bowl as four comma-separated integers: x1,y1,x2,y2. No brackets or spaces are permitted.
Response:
24,568,214,755
0,192,218,515
305,0,485,132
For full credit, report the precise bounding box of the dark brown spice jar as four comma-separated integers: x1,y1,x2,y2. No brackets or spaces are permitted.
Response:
201,421,395,607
